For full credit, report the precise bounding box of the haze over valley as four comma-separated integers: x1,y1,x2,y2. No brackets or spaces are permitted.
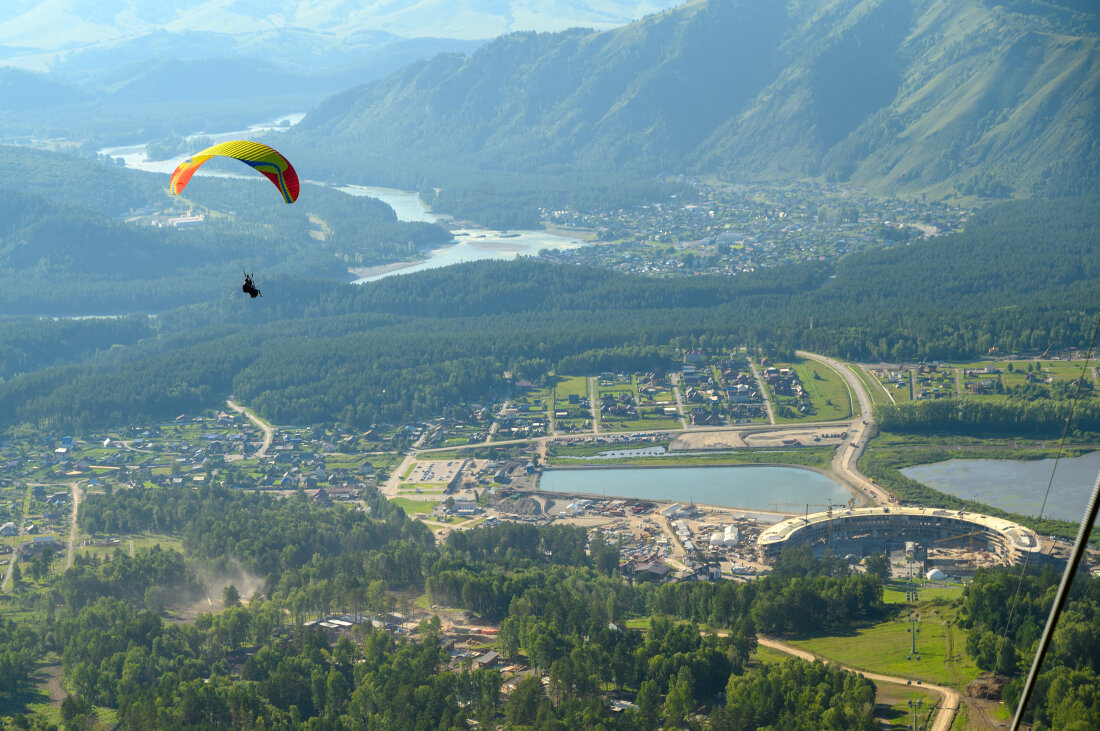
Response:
0,2,1098,730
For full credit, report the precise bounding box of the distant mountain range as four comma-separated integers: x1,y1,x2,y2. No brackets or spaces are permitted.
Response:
0,2,670,144
282,0,1100,199
0,1,673,67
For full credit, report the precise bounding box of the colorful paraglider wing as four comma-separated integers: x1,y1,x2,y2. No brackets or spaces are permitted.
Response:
169,140,299,203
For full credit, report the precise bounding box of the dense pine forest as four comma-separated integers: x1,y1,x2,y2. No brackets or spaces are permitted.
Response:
0,195,1096,433
1,485,890,730
3,481,1096,729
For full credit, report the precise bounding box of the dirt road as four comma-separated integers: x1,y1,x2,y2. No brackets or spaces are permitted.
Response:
748,359,776,424
227,399,274,458
757,637,960,731
66,483,80,569
670,373,688,429
588,377,600,434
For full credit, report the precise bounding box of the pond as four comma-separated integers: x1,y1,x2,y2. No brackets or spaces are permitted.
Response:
538,465,855,513
901,451,1100,522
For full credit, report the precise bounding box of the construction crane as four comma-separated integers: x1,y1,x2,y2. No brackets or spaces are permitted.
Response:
768,498,845,517
931,530,983,572
768,500,846,543
932,530,982,551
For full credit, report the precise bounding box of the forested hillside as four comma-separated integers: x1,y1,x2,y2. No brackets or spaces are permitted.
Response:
278,0,1100,217
0,146,451,314
1,196,1095,431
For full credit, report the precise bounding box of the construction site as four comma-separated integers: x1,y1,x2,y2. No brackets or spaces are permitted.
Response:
756,505,1052,574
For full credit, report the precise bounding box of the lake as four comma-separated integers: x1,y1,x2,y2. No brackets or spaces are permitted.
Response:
901,451,1100,522
539,465,855,513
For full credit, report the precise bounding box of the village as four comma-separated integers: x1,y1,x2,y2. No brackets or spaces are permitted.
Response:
538,180,966,277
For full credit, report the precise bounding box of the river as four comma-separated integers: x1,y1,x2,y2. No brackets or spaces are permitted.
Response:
98,114,307,174
99,115,589,281
901,451,1100,523
539,464,855,514
335,185,587,281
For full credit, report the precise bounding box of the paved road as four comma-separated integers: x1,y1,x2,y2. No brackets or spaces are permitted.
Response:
748,358,777,424
227,399,274,458
758,637,960,731
797,350,889,506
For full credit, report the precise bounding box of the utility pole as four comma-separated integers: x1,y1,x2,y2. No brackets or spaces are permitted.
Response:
907,611,921,660
908,698,923,730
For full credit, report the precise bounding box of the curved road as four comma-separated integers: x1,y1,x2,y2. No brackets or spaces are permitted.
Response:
227,400,275,458
758,637,960,731
796,351,890,506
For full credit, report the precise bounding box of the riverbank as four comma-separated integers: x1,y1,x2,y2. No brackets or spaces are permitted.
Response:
530,486,793,522
541,224,599,242
348,261,420,279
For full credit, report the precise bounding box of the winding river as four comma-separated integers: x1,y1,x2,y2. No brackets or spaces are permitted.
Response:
99,115,588,281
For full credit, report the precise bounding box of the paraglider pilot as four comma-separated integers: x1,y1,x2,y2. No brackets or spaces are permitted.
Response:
242,273,261,298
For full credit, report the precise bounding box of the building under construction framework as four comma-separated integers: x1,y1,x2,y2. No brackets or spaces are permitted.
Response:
756,505,1043,567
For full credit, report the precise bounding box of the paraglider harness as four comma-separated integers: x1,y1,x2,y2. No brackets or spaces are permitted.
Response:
242,272,261,298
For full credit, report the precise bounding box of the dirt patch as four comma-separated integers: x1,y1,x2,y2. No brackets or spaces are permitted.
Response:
671,431,746,450
966,673,1009,700
38,664,64,705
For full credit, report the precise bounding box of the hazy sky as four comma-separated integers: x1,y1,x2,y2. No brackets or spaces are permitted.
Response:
0,1,678,59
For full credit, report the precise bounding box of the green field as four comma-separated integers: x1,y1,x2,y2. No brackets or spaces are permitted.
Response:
792,358,853,421
868,367,914,402
749,644,792,666
875,683,943,730
389,497,441,514
787,601,979,688
760,357,852,423
601,415,683,432
549,377,594,434
852,365,893,407
552,375,591,401
883,581,965,605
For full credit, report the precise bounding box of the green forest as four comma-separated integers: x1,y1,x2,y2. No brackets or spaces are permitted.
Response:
0,485,889,730
0,195,1096,433
276,0,1100,219
2,482,1096,729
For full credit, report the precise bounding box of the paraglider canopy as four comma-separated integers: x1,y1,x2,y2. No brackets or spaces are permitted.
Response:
169,140,299,203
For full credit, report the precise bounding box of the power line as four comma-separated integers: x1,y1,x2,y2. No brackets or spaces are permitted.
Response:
1008,310,1100,730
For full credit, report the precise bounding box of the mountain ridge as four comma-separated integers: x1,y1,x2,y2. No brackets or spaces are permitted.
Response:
281,0,1100,199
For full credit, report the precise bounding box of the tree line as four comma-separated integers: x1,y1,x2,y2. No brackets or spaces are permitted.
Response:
961,567,1100,729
